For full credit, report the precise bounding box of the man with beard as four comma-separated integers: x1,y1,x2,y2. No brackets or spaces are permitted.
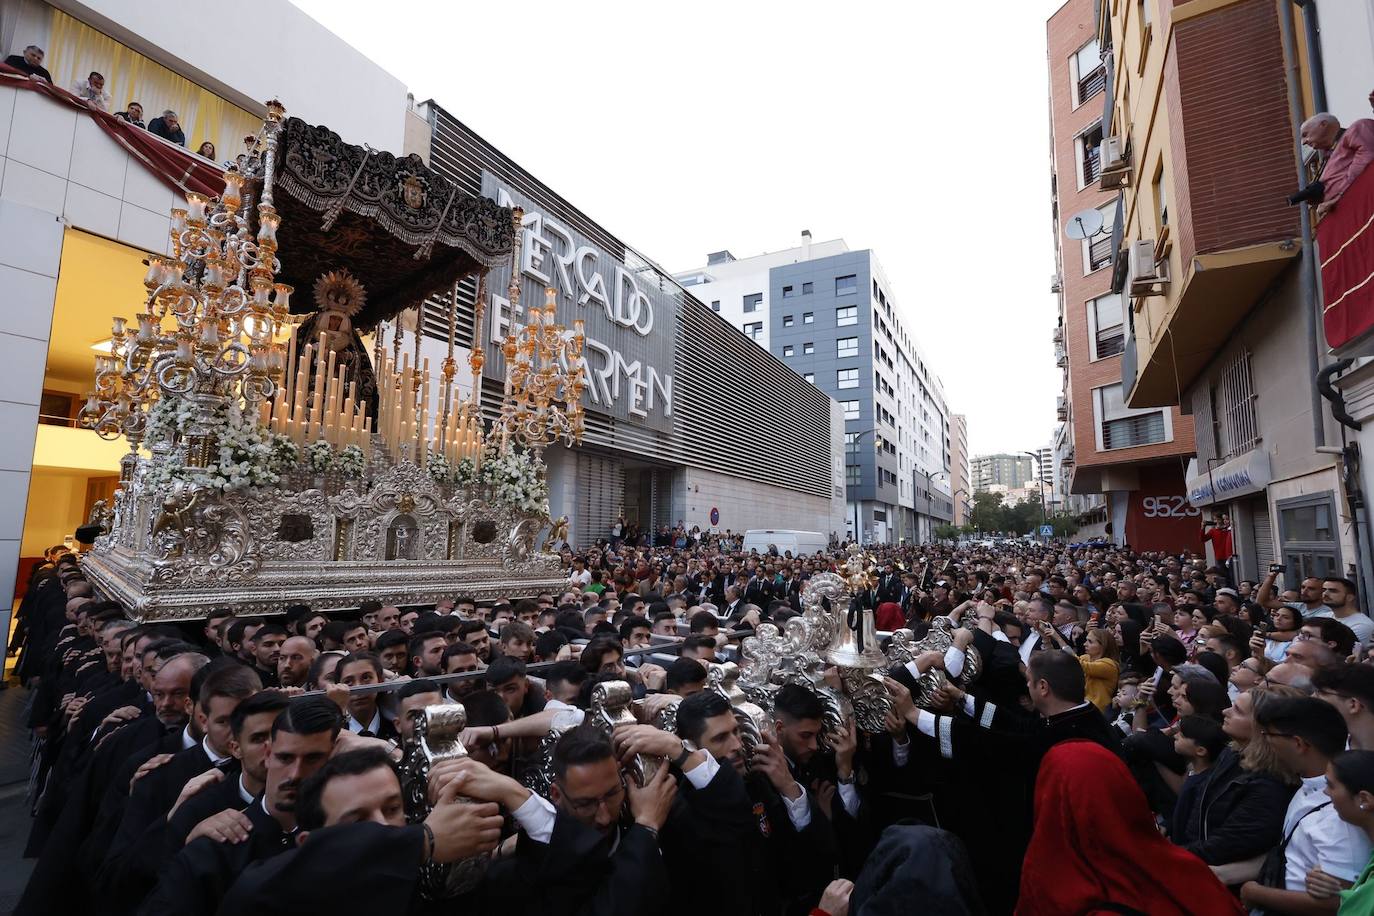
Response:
674,690,836,915
408,632,447,677
245,624,286,688
441,642,484,702
450,724,674,915
139,696,341,915
276,636,317,688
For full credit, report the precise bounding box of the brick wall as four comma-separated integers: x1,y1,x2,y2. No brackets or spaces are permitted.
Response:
1048,0,1195,478
1170,0,1299,263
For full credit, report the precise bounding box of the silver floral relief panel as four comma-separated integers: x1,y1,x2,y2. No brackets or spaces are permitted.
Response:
243,488,336,563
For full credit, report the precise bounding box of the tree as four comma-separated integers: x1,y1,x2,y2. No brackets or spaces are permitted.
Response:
1049,513,1080,538
933,523,960,542
969,492,1006,533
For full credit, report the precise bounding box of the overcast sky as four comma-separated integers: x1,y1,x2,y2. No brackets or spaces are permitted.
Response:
290,0,1069,458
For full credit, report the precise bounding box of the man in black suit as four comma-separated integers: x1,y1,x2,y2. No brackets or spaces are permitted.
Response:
721,585,747,620
464,724,672,915
744,572,773,607
166,690,291,848
98,663,263,911
876,563,903,603
885,644,1122,913
244,623,286,688
139,696,341,916
18,646,209,916
214,749,505,916
675,690,836,915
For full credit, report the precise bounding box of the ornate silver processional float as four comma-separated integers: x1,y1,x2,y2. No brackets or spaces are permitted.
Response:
76,101,583,619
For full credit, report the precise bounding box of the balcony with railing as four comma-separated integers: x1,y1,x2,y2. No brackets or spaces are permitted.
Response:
1078,65,1106,105
1056,396,1068,421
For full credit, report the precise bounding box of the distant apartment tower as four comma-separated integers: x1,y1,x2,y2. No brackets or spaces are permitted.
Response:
950,414,971,526
1047,0,1196,551
676,234,954,545
971,454,1035,492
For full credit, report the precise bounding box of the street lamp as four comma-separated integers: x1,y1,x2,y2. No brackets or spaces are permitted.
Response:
1023,451,1048,539
952,487,971,537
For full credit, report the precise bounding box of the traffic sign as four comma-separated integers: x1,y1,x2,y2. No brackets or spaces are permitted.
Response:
1039,525,1053,537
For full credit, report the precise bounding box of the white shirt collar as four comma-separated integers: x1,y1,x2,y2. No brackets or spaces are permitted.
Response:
202,735,232,765
349,710,382,734
180,726,196,750
238,773,254,805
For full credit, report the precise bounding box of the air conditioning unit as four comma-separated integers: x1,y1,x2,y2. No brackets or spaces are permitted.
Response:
1099,135,1131,189
1128,238,1169,296
1050,273,1062,293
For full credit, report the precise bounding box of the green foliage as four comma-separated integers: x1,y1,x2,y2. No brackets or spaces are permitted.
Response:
933,523,960,541
967,491,1068,536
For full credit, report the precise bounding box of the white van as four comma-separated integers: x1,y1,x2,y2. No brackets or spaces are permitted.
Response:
742,529,828,557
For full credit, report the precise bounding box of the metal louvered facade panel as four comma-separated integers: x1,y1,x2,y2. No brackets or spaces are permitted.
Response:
421,104,833,500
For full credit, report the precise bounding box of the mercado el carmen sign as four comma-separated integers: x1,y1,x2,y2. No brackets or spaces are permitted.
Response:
481,174,677,433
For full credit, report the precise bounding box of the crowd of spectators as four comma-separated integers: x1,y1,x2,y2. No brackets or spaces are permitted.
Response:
14,522,1374,915
3,42,216,158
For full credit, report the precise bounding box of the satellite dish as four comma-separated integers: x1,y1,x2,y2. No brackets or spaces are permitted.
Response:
1064,208,1104,240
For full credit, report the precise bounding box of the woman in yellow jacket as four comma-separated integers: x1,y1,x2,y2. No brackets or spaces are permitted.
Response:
1078,628,1121,712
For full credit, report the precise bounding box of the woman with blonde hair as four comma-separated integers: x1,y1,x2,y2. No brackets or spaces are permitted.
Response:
1078,627,1120,712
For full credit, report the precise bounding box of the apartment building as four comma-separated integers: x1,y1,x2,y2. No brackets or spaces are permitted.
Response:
1047,0,1197,553
1101,0,1364,581
676,236,955,545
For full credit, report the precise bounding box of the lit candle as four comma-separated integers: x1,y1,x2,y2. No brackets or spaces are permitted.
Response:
185,193,208,223
309,333,326,441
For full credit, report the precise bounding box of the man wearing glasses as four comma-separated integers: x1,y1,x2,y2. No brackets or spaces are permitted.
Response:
1240,697,1370,912
424,724,679,913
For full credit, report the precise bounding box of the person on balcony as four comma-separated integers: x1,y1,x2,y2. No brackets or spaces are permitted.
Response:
1301,113,1374,220
70,71,110,111
3,45,51,82
114,101,146,129
148,109,186,146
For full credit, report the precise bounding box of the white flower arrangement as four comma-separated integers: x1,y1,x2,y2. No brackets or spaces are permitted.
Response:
305,439,334,474
479,447,549,515
426,451,453,485
334,444,366,479
268,434,299,474
143,395,198,447
142,398,279,494
453,457,477,488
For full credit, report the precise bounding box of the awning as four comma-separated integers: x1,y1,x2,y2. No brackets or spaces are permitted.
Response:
1320,161,1374,352
1128,241,1297,408
1185,450,1271,507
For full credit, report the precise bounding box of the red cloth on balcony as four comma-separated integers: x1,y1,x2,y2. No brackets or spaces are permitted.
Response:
0,62,223,198
1320,157,1374,350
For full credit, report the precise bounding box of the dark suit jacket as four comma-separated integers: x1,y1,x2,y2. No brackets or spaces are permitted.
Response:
216,822,427,916
165,763,247,850
484,810,666,916
99,739,222,911
139,796,292,916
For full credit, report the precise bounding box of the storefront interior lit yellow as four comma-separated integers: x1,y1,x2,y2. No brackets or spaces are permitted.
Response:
20,230,146,584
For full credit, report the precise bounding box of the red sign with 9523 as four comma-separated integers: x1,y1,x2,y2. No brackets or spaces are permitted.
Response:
1124,466,1200,552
